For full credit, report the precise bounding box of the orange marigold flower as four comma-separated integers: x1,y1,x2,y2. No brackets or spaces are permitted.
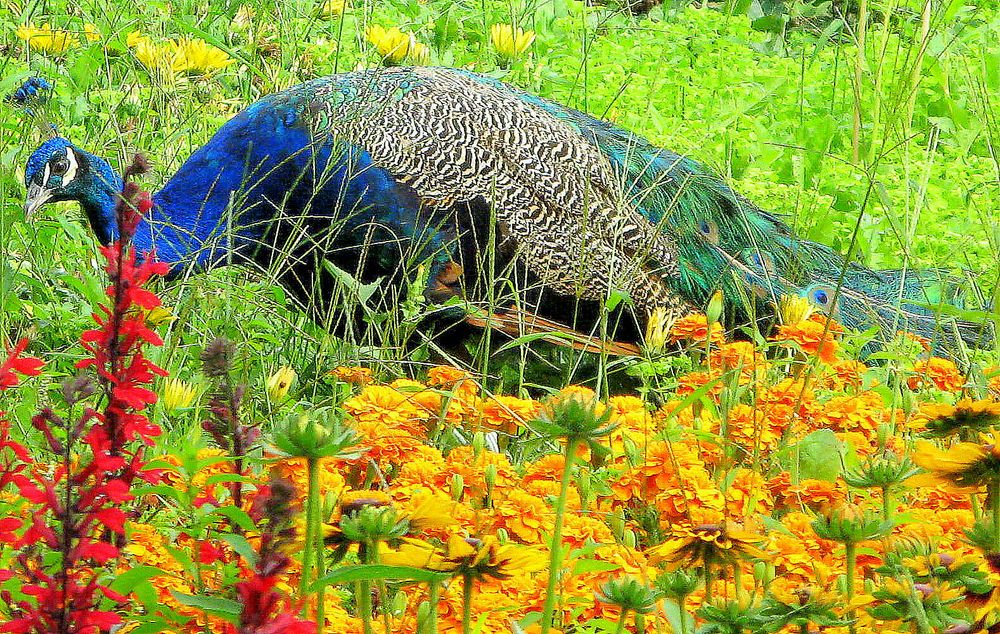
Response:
772,318,840,363
668,313,725,346
427,365,479,401
478,394,541,434
329,365,373,385
816,391,885,435
899,330,932,353
908,357,965,392
769,473,846,514
492,488,551,543
712,341,762,372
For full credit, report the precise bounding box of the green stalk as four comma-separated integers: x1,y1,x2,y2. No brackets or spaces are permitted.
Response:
991,478,1000,552
703,562,713,603
540,438,579,633
300,457,320,619
613,608,629,634
423,581,441,634
881,485,892,522
845,542,857,634
358,543,375,634
462,573,475,634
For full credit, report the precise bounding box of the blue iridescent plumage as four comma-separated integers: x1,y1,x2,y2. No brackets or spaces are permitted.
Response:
18,67,991,356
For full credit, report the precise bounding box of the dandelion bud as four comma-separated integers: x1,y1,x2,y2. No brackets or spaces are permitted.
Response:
415,600,431,625
472,431,486,456
483,463,497,489
706,289,724,325
609,510,626,541
450,473,464,502
266,366,296,403
623,529,637,550
644,307,671,353
779,294,813,326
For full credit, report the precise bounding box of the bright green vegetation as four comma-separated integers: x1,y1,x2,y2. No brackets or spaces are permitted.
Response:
1,0,998,392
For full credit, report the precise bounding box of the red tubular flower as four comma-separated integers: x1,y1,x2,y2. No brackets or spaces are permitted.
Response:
0,157,169,634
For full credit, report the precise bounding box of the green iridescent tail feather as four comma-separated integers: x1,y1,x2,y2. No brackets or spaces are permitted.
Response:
528,93,992,358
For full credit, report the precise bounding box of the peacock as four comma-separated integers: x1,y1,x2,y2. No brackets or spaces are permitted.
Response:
17,67,990,357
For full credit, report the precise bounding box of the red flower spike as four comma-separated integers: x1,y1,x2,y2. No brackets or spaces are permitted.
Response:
0,177,169,631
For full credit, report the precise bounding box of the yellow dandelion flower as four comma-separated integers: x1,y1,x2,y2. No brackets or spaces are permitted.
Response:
408,40,430,64
161,378,197,413
490,23,535,59
173,38,234,75
365,25,412,65
16,23,78,54
320,0,346,17
83,23,101,42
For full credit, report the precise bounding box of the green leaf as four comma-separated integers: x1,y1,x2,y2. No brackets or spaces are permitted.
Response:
212,506,256,532
791,429,844,481
108,566,165,594
571,558,622,575
169,592,241,624
220,534,258,568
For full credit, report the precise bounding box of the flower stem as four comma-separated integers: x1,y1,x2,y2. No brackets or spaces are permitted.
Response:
300,457,320,619
358,543,375,634
703,562,713,604
614,608,628,634
422,581,440,634
540,438,578,633
845,541,857,634
992,478,1000,553
881,485,891,522
462,573,475,634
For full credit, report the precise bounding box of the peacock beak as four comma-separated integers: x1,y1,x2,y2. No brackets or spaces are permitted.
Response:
24,182,52,221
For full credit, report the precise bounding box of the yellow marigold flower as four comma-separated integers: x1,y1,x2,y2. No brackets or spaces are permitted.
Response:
910,435,1000,491
173,38,235,75
161,378,197,412
320,0,346,16
779,294,813,325
908,357,965,392
266,365,296,402
490,23,535,59
365,25,413,65
16,23,78,54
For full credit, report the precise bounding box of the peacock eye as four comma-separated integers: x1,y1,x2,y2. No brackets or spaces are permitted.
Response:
51,157,70,176
814,289,829,304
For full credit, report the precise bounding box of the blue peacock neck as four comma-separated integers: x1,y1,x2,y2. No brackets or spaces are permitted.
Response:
81,171,124,246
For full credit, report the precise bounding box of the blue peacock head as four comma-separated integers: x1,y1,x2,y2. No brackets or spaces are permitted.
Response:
24,138,123,244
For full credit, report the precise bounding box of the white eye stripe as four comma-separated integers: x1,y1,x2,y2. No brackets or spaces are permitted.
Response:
42,163,50,184
63,147,78,184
